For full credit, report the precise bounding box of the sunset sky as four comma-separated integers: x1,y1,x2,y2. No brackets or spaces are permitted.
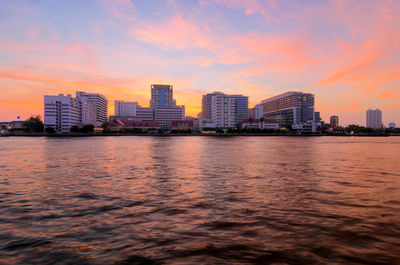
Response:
0,0,399,126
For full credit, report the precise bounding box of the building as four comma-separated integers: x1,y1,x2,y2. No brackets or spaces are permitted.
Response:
115,100,138,116
366,109,382,129
44,94,81,133
261,91,315,128
80,97,97,126
171,120,194,131
315,111,321,122
199,92,225,119
248,104,263,119
109,120,160,132
150,84,176,108
211,94,236,128
292,121,322,134
232,95,249,124
241,119,279,130
194,119,217,131
76,92,108,126
389,122,396,129
154,107,185,130
136,107,155,121
330,115,339,128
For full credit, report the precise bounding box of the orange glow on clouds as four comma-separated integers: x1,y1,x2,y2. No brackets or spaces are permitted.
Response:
0,0,399,126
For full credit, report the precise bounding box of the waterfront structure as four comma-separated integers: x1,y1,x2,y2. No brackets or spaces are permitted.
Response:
292,120,322,134
211,94,236,128
249,104,263,119
109,120,160,132
150,84,176,108
389,122,396,129
154,106,185,129
261,92,315,128
366,109,382,129
199,92,224,119
194,119,217,131
241,119,279,130
171,120,194,131
44,94,81,133
330,115,339,128
115,100,138,116
232,95,249,123
76,92,108,126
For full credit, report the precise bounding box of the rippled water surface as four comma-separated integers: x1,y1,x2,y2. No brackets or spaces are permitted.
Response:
1,136,400,264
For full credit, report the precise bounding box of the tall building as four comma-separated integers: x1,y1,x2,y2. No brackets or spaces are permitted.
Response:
76,92,108,126
44,94,81,133
80,97,97,126
115,100,138,116
211,94,236,128
136,107,155,121
366,109,382,129
231,95,249,123
150,84,176,108
330,115,339,128
261,92,315,128
200,92,224,119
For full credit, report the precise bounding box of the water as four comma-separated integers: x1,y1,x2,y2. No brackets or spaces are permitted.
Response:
0,136,400,264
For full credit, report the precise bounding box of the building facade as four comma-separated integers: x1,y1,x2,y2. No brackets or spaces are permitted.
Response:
154,107,185,130
150,84,176,108
261,92,315,128
211,94,236,128
330,115,339,128
366,109,382,129
44,94,81,133
231,95,249,124
76,92,108,126
115,100,138,116
199,92,224,119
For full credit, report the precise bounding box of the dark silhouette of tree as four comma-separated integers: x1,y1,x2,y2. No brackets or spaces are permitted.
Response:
22,115,44,133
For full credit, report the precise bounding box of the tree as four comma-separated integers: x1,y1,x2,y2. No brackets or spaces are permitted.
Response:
45,127,56,134
22,115,44,133
101,122,111,133
81,124,95,133
71,126,80,133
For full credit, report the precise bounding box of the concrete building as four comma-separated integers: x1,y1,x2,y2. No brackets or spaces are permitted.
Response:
171,120,194,131
136,107,155,121
44,94,81,133
199,92,224,119
115,100,138,116
154,107,185,130
194,118,217,131
261,92,315,128
76,92,108,126
109,120,160,132
241,119,279,130
292,121,322,134
80,97,97,126
330,115,339,128
150,84,176,108
389,122,396,129
211,94,236,128
366,109,382,129
249,104,263,119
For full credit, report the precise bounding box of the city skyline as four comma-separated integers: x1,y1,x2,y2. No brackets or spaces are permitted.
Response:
1,0,400,126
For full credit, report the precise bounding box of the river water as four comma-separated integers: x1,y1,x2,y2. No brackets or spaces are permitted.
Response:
0,136,399,264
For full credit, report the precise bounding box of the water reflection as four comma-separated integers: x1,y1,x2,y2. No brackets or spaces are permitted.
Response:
0,136,399,264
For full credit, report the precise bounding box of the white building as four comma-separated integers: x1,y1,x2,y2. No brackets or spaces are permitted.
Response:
80,97,97,126
211,94,236,128
154,106,185,130
366,109,382,129
115,100,138,116
76,92,108,126
44,94,81,133
249,104,264,119
194,118,217,131
241,119,279,130
292,121,321,133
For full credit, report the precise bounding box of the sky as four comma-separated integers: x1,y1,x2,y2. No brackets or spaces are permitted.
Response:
0,0,399,126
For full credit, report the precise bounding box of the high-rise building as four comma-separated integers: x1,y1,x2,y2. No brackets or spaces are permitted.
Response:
200,92,224,119
330,115,339,128
150,84,176,108
76,92,108,126
366,109,382,129
261,92,315,128
211,94,236,128
231,95,249,123
44,94,81,133
115,100,138,116
80,97,97,126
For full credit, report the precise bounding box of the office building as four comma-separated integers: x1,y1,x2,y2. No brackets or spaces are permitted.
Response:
150,84,176,108
330,115,339,128
154,106,185,130
200,92,224,119
261,91,315,128
44,94,81,133
211,94,236,128
115,100,138,116
136,107,155,121
249,104,263,119
76,92,108,126
366,109,382,129
80,97,97,126
232,95,249,123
